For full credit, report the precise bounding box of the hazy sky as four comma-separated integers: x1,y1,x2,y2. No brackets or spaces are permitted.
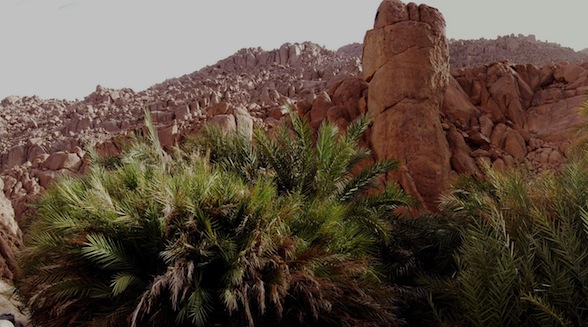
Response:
1,0,586,100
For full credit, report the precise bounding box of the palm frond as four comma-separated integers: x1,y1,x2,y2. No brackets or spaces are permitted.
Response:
81,234,134,271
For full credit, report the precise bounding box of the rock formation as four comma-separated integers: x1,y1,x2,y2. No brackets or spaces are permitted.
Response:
449,34,588,68
445,61,588,175
362,0,452,210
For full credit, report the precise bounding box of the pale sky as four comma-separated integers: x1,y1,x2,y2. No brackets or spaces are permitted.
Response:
1,0,587,100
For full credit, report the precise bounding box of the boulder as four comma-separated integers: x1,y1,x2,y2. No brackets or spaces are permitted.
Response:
442,76,479,127
41,152,83,172
526,96,586,142
502,128,527,162
206,114,237,133
309,92,335,129
488,73,526,128
206,101,232,117
234,107,254,140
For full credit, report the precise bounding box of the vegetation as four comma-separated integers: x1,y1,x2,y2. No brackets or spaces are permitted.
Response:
433,158,588,326
18,105,588,327
17,113,410,326
195,112,460,326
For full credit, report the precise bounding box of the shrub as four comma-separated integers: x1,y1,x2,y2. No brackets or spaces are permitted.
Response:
433,160,588,326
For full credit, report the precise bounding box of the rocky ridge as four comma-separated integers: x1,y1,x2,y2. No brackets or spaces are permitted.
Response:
298,1,588,210
334,34,588,69
449,34,588,68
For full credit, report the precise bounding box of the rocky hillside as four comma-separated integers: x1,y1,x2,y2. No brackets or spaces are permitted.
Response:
0,42,360,168
0,40,365,232
2,1,588,324
449,34,588,68
0,41,363,325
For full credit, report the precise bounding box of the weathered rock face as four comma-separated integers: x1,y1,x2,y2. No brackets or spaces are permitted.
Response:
0,186,19,281
362,0,452,210
0,181,25,327
446,61,588,174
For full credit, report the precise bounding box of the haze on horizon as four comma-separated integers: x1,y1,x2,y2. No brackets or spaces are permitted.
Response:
1,0,586,100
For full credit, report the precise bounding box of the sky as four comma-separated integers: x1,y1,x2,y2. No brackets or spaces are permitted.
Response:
1,0,587,100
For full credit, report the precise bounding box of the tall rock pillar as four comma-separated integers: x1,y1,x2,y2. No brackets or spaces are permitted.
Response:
363,0,451,210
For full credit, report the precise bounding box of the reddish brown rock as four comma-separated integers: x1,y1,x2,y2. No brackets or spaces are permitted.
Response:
233,107,254,140
331,77,368,120
554,64,585,84
502,128,527,162
526,96,586,142
447,125,481,176
449,34,588,68
157,122,179,149
309,92,335,129
488,73,526,128
206,114,237,133
206,101,232,117
41,152,83,172
0,178,19,284
442,76,479,127
364,0,451,210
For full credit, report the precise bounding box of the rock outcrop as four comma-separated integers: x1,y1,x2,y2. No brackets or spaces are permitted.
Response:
0,3,586,224
362,0,452,210
0,42,362,221
445,61,588,175
301,1,588,211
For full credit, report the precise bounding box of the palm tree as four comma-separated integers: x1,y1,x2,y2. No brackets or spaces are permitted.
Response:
18,112,403,326
196,110,449,325
430,160,588,326
196,110,412,239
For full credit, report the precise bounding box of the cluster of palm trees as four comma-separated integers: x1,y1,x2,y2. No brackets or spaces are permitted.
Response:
433,159,588,326
15,109,588,326
17,112,414,326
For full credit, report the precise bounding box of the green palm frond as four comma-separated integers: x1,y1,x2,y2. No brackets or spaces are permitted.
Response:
337,160,399,202
432,148,588,326
522,293,571,327
111,272,142,296
81,234,135,271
